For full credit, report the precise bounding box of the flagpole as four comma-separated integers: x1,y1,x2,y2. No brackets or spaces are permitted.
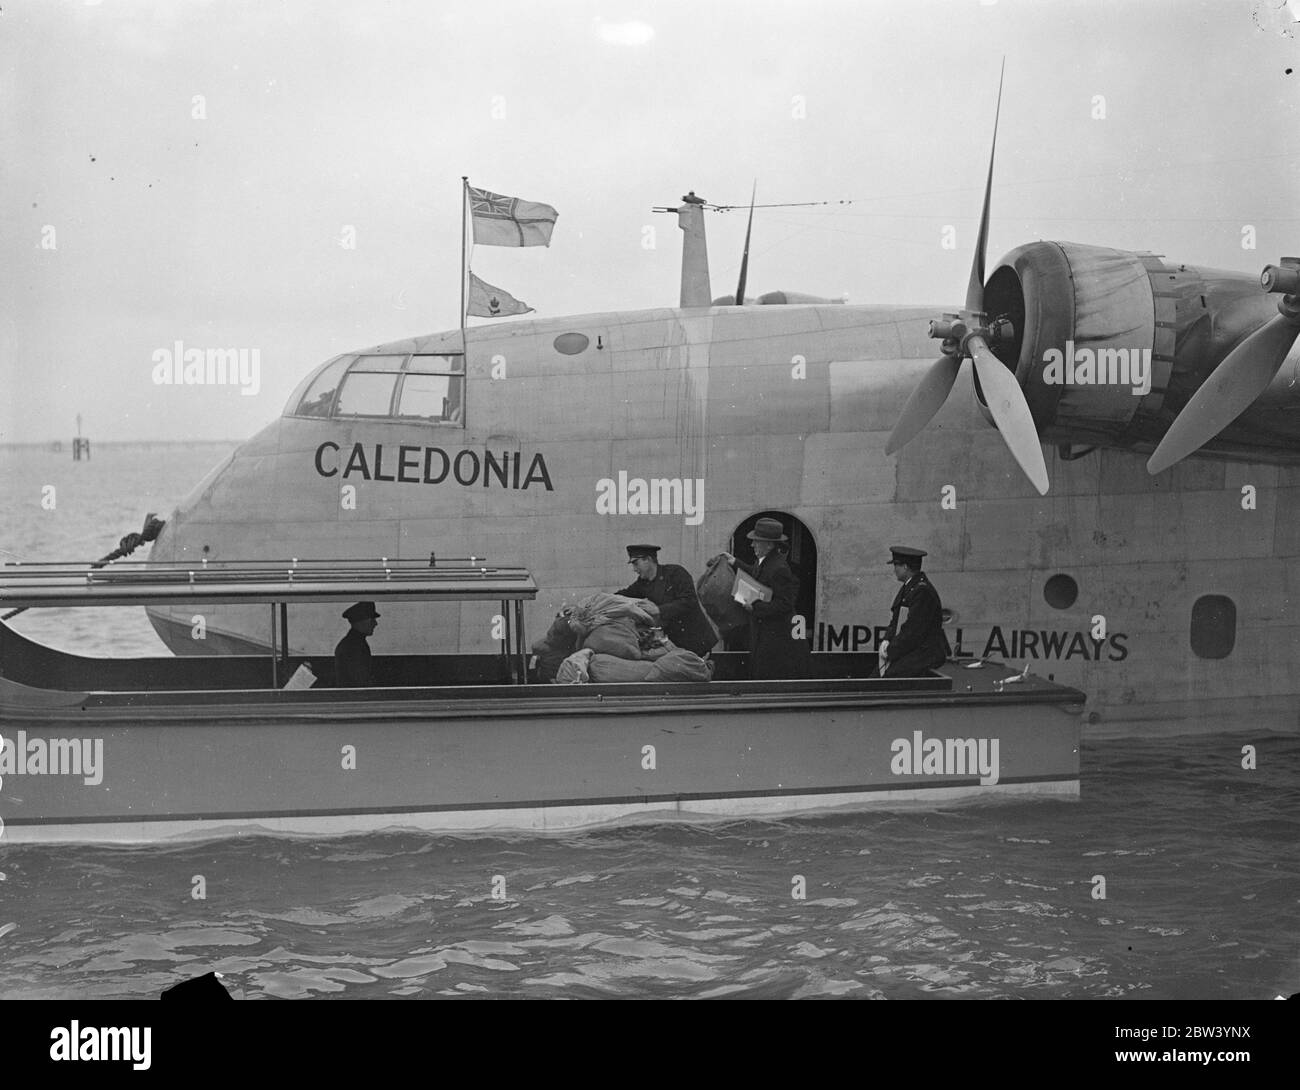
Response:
459,176,468,341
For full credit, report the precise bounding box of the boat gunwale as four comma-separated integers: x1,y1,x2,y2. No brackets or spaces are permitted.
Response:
4,674,1088,724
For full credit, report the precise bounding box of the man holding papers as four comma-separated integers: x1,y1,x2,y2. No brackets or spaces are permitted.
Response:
716,518,809,680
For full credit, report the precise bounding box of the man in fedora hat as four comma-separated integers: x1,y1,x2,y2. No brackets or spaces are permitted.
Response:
335,601,380,687
614,544,718,657
878,546,950,678
717,517,810,680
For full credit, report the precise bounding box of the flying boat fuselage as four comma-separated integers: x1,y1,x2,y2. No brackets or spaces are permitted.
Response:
146,263,1300,739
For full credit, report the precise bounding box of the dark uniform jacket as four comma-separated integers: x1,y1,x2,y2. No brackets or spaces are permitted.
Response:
883,572,950,677
616,563,718,657
734,553,810,680
334,628,373,687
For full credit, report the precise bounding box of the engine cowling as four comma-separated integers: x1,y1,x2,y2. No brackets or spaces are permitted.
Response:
979,242,1278,453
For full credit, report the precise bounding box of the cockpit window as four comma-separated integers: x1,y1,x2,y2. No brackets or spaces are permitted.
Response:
395,355,465,422
336,371,400,416
396,373,462,422
286,353,465,425
291,355,351,418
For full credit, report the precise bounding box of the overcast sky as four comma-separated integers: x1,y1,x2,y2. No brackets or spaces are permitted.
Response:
3,0,1298,443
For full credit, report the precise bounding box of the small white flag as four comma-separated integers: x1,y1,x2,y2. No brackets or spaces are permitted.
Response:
467,271,534,318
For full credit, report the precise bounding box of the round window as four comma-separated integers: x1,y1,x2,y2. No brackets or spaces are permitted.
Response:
1044,574,1078,610
553,332,590,355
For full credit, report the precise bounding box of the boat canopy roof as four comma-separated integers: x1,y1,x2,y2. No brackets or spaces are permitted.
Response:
0,558,538,609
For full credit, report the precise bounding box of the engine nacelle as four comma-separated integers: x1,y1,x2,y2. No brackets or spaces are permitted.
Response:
979,242,1278,452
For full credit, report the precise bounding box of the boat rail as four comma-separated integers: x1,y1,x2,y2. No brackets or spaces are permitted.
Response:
0,557,538,686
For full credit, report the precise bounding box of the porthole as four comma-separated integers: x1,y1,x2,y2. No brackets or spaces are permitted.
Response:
1190,595,1236,659
1044,574,1078,610
554,332,590,355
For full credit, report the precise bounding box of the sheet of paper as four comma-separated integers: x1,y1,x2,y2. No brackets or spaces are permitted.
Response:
731,569,773,607
283,664,317,690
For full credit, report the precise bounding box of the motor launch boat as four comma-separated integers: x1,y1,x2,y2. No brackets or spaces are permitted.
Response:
0,558,1084,844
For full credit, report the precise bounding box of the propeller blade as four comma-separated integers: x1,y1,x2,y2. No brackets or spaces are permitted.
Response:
1147,313,1300,475
735,180,756,305
970,335,1049,494
885,355,963,454
966,58,1005,315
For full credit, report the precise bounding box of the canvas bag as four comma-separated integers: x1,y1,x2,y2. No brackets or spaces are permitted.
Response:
696,556,751,636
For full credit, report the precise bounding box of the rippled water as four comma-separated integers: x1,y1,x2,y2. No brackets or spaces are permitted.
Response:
2,734,1297,1000
1,445,1297,999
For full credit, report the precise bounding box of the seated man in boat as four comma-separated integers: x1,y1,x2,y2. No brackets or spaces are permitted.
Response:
878,547,950,678
614,544,718,658
335,601,380,687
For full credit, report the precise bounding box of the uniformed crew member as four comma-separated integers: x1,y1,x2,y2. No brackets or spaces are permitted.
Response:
718,518,810,680
879,547,950,678
335,601,380,687
615,544,718,657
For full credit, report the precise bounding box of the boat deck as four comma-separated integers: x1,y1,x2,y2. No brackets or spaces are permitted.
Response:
0,616,1073,703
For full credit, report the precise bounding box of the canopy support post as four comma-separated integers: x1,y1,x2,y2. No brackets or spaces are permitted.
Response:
515,600,527,684
280,602,289,672
269,603,279,688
